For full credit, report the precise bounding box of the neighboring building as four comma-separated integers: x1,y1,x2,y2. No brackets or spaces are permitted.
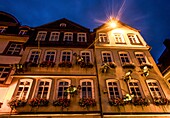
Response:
0,13,170,118
94,18,170,118
158,39,170,88
0,11,30,111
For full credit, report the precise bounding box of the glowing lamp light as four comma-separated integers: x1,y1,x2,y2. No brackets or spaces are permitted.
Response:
110,21,117,28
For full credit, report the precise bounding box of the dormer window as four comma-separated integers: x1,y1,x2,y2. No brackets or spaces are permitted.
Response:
0,26,7,33
49,32,60,41
36,31,47,41
60,23,66,27
127,33,141,45
63,32,73,41
77,33,86,42
99,33,109,43
113,33,126,44
19,30,28,35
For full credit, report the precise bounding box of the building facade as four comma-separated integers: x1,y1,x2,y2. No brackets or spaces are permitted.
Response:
0,13,170,118
0,11,30,111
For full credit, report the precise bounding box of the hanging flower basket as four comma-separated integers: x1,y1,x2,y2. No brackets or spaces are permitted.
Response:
40,61,55,67
122,62,135,69
66,85,81,97
53,98,70,110
79,98,96,109
131,97,150,106
29,98,49,107
153,98,170,106
109,98,126,106
8,99,27,110
58,61,72,68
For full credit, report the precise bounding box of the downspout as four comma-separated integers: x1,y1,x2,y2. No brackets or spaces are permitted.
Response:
94,47,104,118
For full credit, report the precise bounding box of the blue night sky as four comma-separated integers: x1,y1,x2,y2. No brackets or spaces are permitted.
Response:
1,0,170,62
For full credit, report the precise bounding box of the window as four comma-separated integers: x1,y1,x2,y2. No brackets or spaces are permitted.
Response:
57,79,71,99
119,52,131,64
44,50,56,62
113,33,125,44
106,79,121,99
146,80,164,99
49,32,60,41
19,30,28,35
35,31,47,41
99,33,109,43
80,51,91,63
6,42,22,55
127,33,141,44
60,23,66,27
61,50,72,62
80,79,94,99
63,32,73,41
77,33,86,42
16,79,33,100
28,50,41,63
36,79,52,99
0,26,7,33
102,51,113,62
135,52,149,65
0,67,11,84
128,80,143,98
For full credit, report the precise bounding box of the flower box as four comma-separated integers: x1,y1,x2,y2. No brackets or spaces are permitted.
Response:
8,99,27,110
140,63,153,69
29,98,49,107
40,61,55,67
53,98,70,110
24,61,38,67
109,98,126,106
79,98,96,109
131,97,149,106
80,62,93,68
153,98,169,106
109,62,117,68
58,61,72,68
122,62,135,69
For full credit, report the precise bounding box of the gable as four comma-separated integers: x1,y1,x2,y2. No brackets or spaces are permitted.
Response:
35,18,89,32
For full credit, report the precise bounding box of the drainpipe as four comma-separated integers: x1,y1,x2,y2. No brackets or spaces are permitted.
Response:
94,47,104,118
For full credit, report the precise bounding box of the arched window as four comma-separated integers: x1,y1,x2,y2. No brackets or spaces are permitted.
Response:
80,79,94,99
60,50,72,62
106,79,121,99
15,79,33,100
27,49,41,63
57,79,71,99
44,50,56,62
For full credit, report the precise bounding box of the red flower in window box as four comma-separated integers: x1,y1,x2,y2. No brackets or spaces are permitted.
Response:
109,98,126,106
131,97,150,106
29,98,49,107
53,98,70,110
153,97,170,106
58,61,72,68
79,98,96,109
80,62,93,68
8,99,27,110
40,61,55,67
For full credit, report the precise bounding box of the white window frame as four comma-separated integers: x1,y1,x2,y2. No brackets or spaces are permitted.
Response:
106,79,121,99
80,51,92,63
127,33,140,44
128,79,143,98
113,33,126,44
101,51,113,62
0,67,11,83
63,32,73,41
44,50,56,62
99,33,108,43
77,33,87,42
27,49,41,63
36,79,52,99
146,79,164,99
80,79,94,99
135,52,150,65
15,79,33,100
119,51,132,64
6,43,22,55
60,50,72,62
19,30,28,35
35,31,47,41
49,32,60,41
56,79,71,99
0,26,7,33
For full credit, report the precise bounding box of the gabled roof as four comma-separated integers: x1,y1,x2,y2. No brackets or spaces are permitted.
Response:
93,18,139,32
35,18,89,31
